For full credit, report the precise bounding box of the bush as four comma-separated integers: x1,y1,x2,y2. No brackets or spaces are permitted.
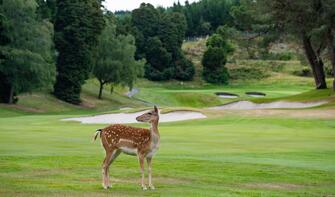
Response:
292,67,312,77
229,66,270,80
261,52,294,61
325,63,333,77
202,47,229,84
174,57,195,81
203,67,229,84
144,64,175,81
202,47,226,69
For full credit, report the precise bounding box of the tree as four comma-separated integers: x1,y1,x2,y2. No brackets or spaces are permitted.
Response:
202,47,229,84
132,3,195,81
181,0,236,37
202,28,232,84
144,37,174,81
53,0,105,104
0,0,55,104
131,3,160,60
36,0,56,21
258,0,327,89
228,0,279,59
174,56,195,81
318,0,335,91
94,21,143,99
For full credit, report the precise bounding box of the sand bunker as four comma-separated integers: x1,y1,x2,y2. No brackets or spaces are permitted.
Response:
246,92,266,97
215,92,239,98
210,100,327,110
63,110,206,124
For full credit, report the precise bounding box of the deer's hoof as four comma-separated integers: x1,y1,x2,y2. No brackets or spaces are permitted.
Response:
149,185,155,190
142,185,148,191
102,184,111,190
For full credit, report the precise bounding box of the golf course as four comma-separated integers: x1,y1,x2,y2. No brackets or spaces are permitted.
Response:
1,0,335,196
1,70,335,196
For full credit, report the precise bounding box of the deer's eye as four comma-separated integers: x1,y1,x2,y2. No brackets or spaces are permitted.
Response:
148,113,152,115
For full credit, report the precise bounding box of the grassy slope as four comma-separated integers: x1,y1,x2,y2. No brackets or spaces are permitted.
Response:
0,112,334,196
0,79,147,115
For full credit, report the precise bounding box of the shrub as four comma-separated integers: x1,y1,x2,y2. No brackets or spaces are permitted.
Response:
292,67,312,77
203,66,229,84
325,63,333,77
174,57,195,81
144,64,175,81
202,47,229,84
229,66,270,80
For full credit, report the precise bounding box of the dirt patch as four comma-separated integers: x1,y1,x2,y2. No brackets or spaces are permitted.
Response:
244,182,302,190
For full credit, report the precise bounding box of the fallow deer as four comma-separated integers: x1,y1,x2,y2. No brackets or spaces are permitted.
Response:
94,106,160,190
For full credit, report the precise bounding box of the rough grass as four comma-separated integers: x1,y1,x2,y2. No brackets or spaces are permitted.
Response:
0,110,335,196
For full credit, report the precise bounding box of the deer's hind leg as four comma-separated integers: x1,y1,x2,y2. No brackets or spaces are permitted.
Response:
106,149,121,188
102,148,121,189
102,150,113,189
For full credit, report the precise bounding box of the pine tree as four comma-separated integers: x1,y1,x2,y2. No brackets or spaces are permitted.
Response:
53,0,105,104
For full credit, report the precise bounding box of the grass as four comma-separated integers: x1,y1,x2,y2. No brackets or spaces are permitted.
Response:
135,74,327,107
1,37,335,196
0,110,335,196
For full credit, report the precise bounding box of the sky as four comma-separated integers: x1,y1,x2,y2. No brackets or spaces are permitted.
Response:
103,0,199,12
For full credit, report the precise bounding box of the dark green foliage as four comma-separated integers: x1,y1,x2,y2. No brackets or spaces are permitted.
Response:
202,47,226,70
203,66,229,84
206,31,234,55
144,37,174,80
202,47,229,84
132,3,195,81
36,0,56,21
181,0,236,37
131,3,160,59
0,0,55,104
53,0,105,104
175,57,195,81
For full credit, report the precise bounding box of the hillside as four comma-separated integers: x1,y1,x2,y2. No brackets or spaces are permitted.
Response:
0,39,334,115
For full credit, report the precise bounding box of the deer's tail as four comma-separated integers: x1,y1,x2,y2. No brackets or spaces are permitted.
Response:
93,129,102,141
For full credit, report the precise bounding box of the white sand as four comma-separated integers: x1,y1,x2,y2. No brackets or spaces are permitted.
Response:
210,100,328,110
62,110,206,124
246,94,265,98
218,95,239,98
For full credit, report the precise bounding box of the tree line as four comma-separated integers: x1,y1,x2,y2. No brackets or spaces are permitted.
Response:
1,0,334,105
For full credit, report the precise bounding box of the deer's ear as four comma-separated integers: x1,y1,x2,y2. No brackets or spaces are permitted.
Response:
154,105,158,113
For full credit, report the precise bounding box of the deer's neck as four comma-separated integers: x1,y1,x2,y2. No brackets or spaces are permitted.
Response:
150,119,160,143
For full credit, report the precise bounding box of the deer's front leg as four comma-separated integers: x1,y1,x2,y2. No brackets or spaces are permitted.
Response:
138,154,147,190
146,157,155,190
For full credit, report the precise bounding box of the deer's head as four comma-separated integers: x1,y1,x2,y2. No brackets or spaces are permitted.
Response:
136,106,159,123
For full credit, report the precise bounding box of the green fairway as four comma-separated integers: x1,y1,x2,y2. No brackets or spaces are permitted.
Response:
1,109,335,196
